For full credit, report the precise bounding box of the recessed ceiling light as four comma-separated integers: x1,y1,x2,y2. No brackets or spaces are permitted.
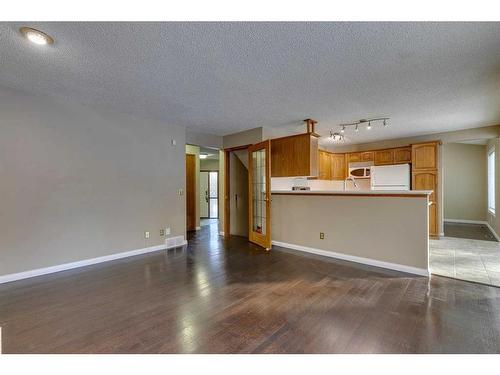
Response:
20,27,54,45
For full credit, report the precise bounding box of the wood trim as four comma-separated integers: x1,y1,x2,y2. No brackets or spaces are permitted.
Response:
186,154,196,231
224,146,250,237
224,150,231,237
410,140,443,146
271,192,429,198
223,144,252,152
319,140,441,155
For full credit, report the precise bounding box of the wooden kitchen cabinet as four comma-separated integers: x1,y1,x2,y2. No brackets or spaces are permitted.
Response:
412,142,438,170
412,171,438,237
271,133,319,177
374,149,395,165
394,147,412,164
331,153,346,180
412,141,440,238
346,152,361,163
318,150,332,180
361,151,374,162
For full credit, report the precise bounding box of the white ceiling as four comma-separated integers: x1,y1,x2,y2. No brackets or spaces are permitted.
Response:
1,22,500,144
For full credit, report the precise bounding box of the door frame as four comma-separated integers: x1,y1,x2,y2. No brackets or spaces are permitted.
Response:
185,153,196,232
200,170,219,219
223,144,252,237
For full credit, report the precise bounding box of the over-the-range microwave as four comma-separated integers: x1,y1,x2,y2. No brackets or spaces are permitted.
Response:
348,162,373,179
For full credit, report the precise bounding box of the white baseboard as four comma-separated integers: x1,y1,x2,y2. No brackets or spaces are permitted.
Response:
0,235,187,285
486,223,500,241
272,240,429,277
444,218,488,225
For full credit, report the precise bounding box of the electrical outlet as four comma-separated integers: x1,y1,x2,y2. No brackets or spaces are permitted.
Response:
165,227,171,235
160,229,165,236
144,231,150,239
320,232,325,240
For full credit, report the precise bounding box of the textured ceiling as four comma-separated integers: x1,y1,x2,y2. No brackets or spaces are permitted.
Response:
1,22,500,144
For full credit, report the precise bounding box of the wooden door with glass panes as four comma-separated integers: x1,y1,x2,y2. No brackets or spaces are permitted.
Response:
248,140,271,250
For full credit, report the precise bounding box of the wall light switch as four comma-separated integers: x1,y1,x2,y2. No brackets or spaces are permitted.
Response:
144,231,150,239
165,227,171,235
171,139,177,146
178,188,184,196
320,232,325,240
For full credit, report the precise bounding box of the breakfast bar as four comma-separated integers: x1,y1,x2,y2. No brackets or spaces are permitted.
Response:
271,190,432,275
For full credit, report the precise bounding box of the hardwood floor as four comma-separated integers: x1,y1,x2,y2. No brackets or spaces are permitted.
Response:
1,221,500,353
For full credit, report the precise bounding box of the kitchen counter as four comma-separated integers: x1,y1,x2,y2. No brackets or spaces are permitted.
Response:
271,189,432,197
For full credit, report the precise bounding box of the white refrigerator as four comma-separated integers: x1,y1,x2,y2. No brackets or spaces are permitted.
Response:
370,164,410,191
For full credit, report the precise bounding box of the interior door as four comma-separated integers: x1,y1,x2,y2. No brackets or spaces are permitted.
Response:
186,154,196,231
248,140,272,250
200,171,209,218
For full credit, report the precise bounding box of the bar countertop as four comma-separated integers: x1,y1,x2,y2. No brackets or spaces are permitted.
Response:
271,189,432,197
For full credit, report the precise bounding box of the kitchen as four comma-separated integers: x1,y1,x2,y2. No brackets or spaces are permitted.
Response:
267,122,438,276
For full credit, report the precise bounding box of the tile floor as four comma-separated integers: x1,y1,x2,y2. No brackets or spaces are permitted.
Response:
430,236,500,286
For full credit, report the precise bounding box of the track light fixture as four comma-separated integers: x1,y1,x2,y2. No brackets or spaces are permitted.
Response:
329,131,345,142
332,117,389,136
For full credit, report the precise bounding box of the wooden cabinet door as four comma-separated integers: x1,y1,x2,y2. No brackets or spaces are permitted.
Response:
361,151,374,162
331,153,346,180
374,149,395,165
394,147,411,164
318,150,332,180
347,152,361,163
412,142,438,170
412,171,438,237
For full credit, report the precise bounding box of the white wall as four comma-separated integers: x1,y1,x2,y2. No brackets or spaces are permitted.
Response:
0,86,186,276
443,143,487,221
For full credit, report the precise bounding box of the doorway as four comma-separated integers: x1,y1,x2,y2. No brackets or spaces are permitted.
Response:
223,141,272,249
200,171,219,219
429,140,500,286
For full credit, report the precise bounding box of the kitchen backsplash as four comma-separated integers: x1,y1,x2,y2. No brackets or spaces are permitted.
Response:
271,177,370,191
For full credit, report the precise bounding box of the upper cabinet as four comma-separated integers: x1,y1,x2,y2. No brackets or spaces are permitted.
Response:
394,147,412,164
346,152,361,163
271,133,318,177
412,142,438,170
331,153,346,180
374,149,394,165
318,150,332,180
361,151,374,162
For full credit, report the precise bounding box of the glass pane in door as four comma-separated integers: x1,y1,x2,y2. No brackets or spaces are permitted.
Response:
209,171,218,219
252,149,266,235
